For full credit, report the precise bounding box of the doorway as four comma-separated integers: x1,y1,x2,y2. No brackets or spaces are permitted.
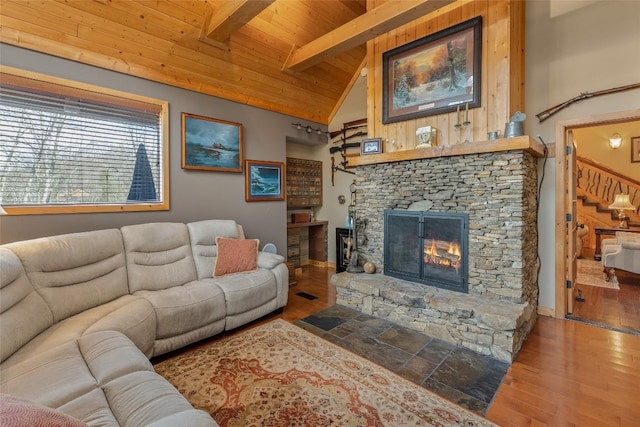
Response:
555,108,640,333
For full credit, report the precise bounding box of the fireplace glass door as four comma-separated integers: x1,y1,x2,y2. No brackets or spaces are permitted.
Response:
384,210,468,293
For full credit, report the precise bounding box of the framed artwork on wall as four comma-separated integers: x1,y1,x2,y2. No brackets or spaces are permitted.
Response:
361,138,382,155
631,136,640,163
382,16,482,124
245,160,285,202
181,113,243,172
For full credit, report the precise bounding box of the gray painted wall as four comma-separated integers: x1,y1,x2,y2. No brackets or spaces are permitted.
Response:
525,0,640,310
0,43,326,256
286,75,367,265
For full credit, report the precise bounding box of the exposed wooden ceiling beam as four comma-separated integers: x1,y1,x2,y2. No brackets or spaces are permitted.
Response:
283,0,456,72
202,0,274,44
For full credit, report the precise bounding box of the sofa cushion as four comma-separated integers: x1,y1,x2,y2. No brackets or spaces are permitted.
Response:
83,296,156,357
0,247,54,364
209,269,277,316
104,371,214,427
134,280,226,340
57,388,119,426
5,229,129,323
187,219,241,280
1,330,217,426
0,394,87,427
1,331,153,405
0,340,98,409
2,295,156,368
213,237,259,277
121,223,198,293
145,409,219,427
78,331,154,385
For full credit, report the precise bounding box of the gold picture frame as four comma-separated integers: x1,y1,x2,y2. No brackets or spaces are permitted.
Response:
181,113,243,172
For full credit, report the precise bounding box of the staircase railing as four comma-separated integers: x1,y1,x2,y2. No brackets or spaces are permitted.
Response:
577,156,640,214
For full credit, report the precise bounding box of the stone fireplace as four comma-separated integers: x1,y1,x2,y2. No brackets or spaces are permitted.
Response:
331,150,539,362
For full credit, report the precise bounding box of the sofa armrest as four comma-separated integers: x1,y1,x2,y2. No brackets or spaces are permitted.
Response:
257,252,285,269
620,239,640,250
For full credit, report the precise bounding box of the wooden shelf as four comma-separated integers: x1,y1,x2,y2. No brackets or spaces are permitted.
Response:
287,220,328,229
286,157,322,208
348,135,546,167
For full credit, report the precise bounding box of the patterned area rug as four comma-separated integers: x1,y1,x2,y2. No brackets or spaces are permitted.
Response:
577,259,619,289
155,319,496,427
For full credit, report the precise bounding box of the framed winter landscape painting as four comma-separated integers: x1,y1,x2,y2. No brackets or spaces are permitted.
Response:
382,16,482,124
245,160,285,202
182,113,243,172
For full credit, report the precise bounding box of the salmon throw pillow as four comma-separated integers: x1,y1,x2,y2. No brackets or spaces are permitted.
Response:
0,394,87,427
213,237,260,277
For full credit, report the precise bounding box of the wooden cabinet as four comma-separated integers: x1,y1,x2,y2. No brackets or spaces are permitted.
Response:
287,221,327,268
286,233,300,268
286,157,322,208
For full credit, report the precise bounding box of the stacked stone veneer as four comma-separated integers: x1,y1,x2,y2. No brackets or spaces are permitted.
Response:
332,151,539,362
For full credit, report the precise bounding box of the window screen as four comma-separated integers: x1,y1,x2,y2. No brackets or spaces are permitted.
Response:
0,68,168,214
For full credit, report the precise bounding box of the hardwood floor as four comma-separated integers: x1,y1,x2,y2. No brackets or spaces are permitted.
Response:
486,315,640,426
572,254,640,333
279,266,640,426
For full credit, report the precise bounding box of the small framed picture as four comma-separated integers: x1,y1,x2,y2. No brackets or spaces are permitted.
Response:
361,138,382,155
632,136,640,163
245,160,285,202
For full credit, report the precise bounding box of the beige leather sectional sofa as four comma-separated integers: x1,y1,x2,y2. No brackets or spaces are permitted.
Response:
0,219,289,426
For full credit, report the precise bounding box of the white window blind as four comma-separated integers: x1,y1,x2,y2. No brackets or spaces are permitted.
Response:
0,70,166,212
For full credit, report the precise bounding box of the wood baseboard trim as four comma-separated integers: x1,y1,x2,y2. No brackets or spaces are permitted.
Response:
307,260,328,268
537,306,555,317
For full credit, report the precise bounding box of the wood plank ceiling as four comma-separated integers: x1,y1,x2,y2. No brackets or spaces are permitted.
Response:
0,0,452,124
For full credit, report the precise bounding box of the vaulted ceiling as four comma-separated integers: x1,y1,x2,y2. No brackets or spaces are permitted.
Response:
0,0,454,124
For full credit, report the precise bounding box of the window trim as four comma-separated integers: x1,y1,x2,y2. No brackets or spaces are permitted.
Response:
0,66,170,215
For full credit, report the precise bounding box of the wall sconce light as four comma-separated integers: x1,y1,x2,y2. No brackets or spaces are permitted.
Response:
291,123,328,136
609,132,622,149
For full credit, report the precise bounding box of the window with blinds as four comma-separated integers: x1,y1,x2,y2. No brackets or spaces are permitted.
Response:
0,67,169,214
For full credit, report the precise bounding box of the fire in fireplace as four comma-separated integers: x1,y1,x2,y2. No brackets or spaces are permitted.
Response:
384,210,468,293
424,238,462,270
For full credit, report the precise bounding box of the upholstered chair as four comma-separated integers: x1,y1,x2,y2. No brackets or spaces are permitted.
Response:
602,231,640,281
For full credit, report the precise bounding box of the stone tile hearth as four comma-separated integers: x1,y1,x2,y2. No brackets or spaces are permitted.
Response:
332,272,535,362
296,305,509,416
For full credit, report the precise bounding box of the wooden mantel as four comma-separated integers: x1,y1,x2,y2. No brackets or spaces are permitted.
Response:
348,135,546,167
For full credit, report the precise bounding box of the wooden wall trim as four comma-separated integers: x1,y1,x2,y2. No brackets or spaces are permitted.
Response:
554,108,640,319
